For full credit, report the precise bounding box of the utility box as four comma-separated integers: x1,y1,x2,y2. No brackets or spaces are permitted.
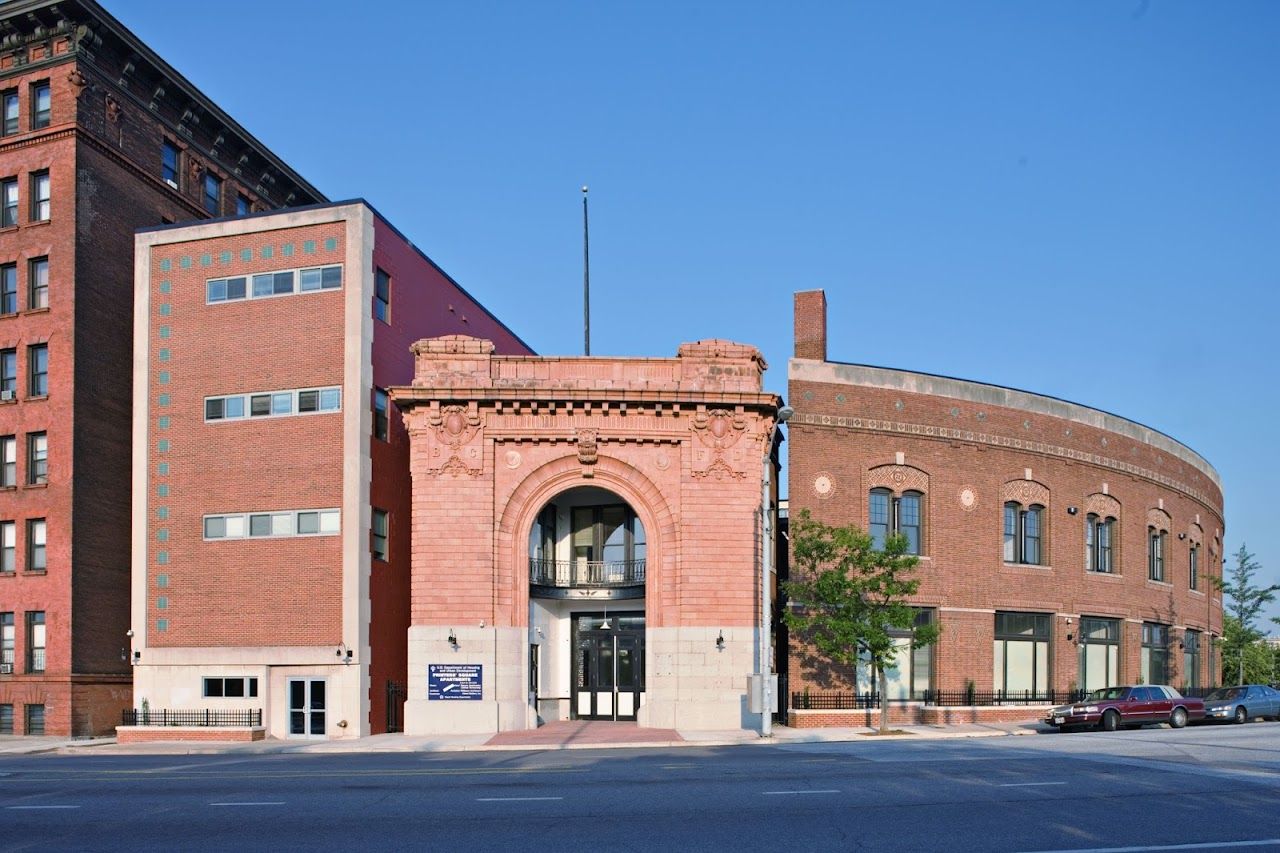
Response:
747,674,779,714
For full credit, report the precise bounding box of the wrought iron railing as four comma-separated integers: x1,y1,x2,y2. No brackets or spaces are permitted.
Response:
791,689,1099,710
122,708,263,727
529,558,646,589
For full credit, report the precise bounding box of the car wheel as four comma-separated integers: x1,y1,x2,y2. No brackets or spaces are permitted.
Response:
1101,710,1120,732
1170,707,1188,729
1234,706,1248,724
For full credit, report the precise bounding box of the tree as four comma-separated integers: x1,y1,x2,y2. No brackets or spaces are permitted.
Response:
1215,544,1278,684
783,510,939,734
1219,616,1276,687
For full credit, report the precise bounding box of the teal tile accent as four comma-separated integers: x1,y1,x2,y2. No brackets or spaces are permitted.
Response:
156,619,169,632
158,348,170,362
241,248,252,262
159,258,172,272
156,573,169,588
179,256,192,269
157,416,170,430
156,596,169,610
157,484,169,498
158,326,171,339
157,394,170,407
157,462,169,476
282,243,295,257
324,238,337,252
260,245,274,259
159,280,172,294
156,506,169,520
157,440,170,453
200,253,212,267
220,251,232,265
158,371,170,384
303,240,316,254
156,528,169,541
156,551,169,564
159,303,171,316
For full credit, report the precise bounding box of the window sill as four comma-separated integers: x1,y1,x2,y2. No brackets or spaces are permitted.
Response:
23,482,47,490
25,394,47,402
25,219,50,229
1002,562,1052,571
1146,579,1172,588
24,570,47,576
22,307,49,316
0,570,14,578
1085,570,1124,580
0,225,16,234
1189,589,1206,598
0,311,16,320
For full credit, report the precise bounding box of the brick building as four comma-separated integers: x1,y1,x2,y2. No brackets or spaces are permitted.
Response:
0,0,323,735
126,204,530,741
392,338,783,733
785,290,1225,726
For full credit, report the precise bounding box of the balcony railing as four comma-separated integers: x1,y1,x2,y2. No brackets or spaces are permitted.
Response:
122,708,263,727
530,558,646,589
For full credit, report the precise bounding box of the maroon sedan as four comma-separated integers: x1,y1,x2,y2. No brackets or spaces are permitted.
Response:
1046,685,1206,731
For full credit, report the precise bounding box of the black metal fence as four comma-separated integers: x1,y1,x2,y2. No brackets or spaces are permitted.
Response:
122,708,263,727
791,686,1224,710
386,680,407,733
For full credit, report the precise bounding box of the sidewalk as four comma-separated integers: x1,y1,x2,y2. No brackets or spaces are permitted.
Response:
0,720,1047,757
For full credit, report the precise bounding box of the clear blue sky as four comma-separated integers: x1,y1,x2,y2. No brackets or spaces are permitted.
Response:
110,1,1280,621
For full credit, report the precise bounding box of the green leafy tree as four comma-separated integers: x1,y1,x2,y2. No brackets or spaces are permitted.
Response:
1215,544,1278,684
783,510,939,734
1219,616,1275,686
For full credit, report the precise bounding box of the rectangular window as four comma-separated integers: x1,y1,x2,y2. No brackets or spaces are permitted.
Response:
1004,503,1043,565
206,387,339,421
30,171,49,221
30,82,50,129
0,704,11,734
1183,630,1201,689
1,263,15,314
161,141,180,188
236,194,250,217
1189,545,1199,591
28,256,48,309
1,90,17,136
28,343,47,396
374,268,390,323
26,611,45,673
0,612,13,669
1148,528,1166,582
1141,622,1169,685
26,432,46,484
0,350,15,396
208,266,339,304
203,677,259,698
1,522,14,572
203,172,222,215
993,611,1050,696
1077,617,1120,693
24,704,45,735
27,518,45,571
373,388,389,441
1,436,14,486
204,509,339,540
299,266,343,292
869,489,890,551
372,509,388,561
1,177,17,227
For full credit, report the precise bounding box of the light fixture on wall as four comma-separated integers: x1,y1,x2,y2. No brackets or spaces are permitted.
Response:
716,630,725,650
447,629,458,648
1178,532,1187,540
1066,506,1079,516
132,650,141,664
336,643,352,664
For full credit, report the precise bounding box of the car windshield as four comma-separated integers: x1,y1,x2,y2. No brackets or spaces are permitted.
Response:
1207,687,1244,700
1087,687,1127,701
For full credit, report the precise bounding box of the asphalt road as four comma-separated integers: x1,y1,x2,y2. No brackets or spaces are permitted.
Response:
3,724,1280,852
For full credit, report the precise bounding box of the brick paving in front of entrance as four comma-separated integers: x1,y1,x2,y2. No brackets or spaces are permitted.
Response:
484,720,683,747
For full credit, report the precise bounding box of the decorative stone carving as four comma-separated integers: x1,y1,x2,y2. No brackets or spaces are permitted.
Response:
422,404,484,477
504,450,522,470
576,428,599,477
866,464,928,494
1001,479,1050,508
1146,507,1172,533
959,487,977,511
691,409,749,478
188,159,204,182
67,67,87,95
105,94,120,123
1084,492,1121,519
813,473,835,499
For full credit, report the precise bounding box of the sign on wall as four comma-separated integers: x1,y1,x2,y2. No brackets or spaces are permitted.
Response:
428,664,483,700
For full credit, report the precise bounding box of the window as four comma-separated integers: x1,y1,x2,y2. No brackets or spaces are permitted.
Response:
28,256,47,309
30,171,49,221
30,82,50,129
207,265,340,303
372,509,388,561
0,704,11,734
204,509,339,540
1077,617,1119,693
880,608,935,699
1,90,17,135
251,271,294,297
236,194,250,216
869,488,922,555
374,268,390,323
161,141,180,188
27,518,45,571
1,177,17,227
203,676,259,698
299,265,342,292
26,611,45,673
1,436,13,486
1148,527,1167,582
1003,502,1044,565
24,704,44,735
28,343,47,396
1141,623,1169,685
993,611,1050,696
26,432,46,484
0,612,12,670
568,504,647,576
1,263,15,313
1,522,13,571
1085,513,1116,573
1,349,15,397
1189,544,1200,591
203,172,222,215
1183,630,1201,690
205,386,339,421
373,388,389,441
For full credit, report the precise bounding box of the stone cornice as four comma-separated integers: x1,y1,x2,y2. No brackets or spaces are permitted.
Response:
792,410,1219,512
392,386,781,411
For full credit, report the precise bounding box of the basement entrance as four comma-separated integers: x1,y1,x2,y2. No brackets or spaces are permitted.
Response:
572,612,644,721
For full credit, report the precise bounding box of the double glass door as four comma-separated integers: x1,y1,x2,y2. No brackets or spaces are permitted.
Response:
573,613,643,721
289,678,326,738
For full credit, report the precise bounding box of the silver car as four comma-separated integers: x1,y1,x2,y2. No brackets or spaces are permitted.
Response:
1201,685,1280,724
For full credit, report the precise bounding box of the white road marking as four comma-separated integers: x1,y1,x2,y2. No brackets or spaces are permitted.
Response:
1020,839,1280,853
1000,781,1069,787
209,802,285,807
476,796,564,802
6,805,80,810
762,789,841,795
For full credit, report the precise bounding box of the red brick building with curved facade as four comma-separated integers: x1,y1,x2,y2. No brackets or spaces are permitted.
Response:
786,291,1224,725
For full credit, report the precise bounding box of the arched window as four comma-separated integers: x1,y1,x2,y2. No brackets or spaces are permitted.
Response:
1086,513,1116,573
1189,544,1200,591
868,488,923,556
1148,526,1167,582
1003,502,1044,565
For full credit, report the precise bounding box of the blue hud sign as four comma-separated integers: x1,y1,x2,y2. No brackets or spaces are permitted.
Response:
428,664,483,700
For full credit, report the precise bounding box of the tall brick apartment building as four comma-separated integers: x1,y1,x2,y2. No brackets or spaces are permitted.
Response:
128,204,529,741
0,0,323,736
785,291,1224,725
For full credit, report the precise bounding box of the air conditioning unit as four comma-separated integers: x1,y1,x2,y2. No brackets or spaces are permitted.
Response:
0,662,13,674
0,389,13,401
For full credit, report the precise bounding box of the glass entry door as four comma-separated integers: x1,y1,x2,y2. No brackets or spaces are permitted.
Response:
288,678,326,738
572,613,644,721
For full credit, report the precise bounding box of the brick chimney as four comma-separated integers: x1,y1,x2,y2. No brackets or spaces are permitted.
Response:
794,290,827,361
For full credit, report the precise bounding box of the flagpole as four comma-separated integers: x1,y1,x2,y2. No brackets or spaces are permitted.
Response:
582,185,590,356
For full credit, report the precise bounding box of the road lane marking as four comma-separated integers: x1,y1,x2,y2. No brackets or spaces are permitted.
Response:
762,790,840,795
6,805,80,810
10,767,588,783
1019,840,1280,853
1000,782,1068,787
209,802,285,807
476,797,564,802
